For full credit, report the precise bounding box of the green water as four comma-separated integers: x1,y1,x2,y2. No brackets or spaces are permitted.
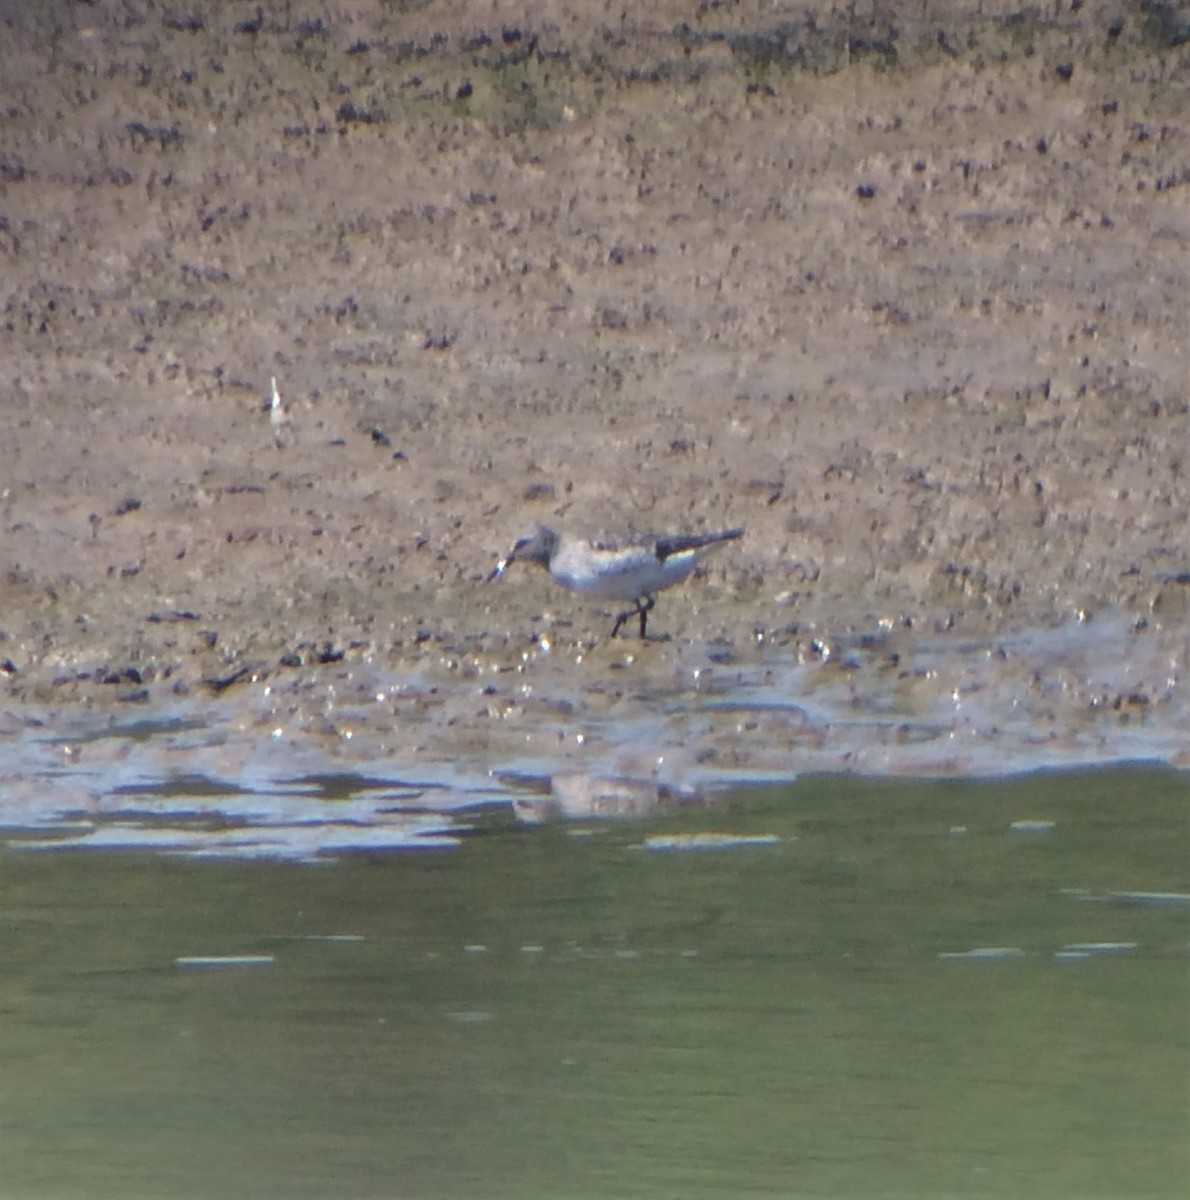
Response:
3,768,1188,1199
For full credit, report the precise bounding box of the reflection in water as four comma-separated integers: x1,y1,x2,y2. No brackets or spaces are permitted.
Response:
2,770,1187,1198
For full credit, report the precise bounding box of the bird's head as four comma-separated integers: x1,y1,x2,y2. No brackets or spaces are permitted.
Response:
487,525,558,580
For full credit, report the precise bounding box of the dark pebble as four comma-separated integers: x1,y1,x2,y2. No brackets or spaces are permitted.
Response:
204,665,252,694
100,666,143,686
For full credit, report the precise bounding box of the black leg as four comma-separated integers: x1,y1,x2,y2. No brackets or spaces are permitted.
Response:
610,595,654,639
638,594,655,638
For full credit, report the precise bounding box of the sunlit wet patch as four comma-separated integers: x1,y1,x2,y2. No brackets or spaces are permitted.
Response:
7,813,463,860
1107,891,1190,908
1010,819,1056,834
445,1010,494,1025
175,955,276,969
1060,888,1190,908
1053,942,1138,961
632,833,781,852
937,947,1028,961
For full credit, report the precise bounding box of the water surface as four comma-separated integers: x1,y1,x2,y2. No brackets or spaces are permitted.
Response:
3,768,1187,1199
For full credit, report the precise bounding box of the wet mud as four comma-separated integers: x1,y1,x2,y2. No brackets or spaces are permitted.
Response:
1,2,1188,847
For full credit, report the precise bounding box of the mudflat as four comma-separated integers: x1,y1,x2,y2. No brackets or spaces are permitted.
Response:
2,1,1187,711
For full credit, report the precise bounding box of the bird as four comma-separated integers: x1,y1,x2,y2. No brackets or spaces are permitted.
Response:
488,524,743,638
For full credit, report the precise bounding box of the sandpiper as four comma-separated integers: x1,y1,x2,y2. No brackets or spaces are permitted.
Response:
488,525,743,638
